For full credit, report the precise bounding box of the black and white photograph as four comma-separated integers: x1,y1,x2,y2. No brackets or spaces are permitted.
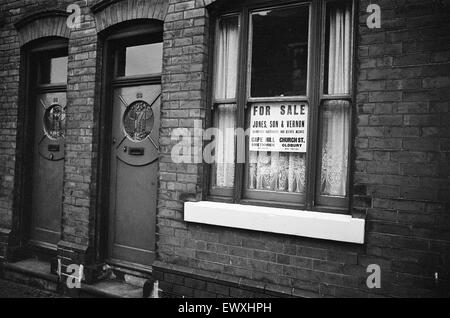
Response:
0,0,449,305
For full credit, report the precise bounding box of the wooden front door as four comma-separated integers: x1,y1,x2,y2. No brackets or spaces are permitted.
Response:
108,85,161,266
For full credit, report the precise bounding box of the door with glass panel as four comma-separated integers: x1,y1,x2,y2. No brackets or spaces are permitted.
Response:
105,30,162,267
29,44,68,246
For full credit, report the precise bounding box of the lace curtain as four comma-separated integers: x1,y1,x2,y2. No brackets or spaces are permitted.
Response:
327,3,351,94
249,152,306,193
214,104,236,188
213,17,239,188
320,3,351,197
215,17,239,99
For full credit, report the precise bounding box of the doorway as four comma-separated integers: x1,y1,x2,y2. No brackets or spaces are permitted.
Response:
25,39,68,249
100,23,163,268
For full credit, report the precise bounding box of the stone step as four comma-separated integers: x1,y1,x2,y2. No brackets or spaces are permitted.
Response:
1,259,59,294
0,258,154,298
79,279,144,298
76,263,154,298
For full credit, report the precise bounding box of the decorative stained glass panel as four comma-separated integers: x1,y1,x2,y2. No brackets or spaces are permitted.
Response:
43,104,66,140
122,100,154,142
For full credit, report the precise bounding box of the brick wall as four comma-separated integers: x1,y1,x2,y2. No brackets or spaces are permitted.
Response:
353,0,450,297
61,0,99,261
0,0,449,297
0,0,21,238
156,0,450,298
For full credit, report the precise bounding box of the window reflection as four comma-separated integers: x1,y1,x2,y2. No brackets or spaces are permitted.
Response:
250,6,309,97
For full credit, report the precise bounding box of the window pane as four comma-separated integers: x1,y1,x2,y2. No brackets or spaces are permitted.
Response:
118,43,163,77
325,1,352,94
250,6,309,97
212,103,237,188
40,56,68,84
215,16,240,100
248,152,306,193
320,100,350,197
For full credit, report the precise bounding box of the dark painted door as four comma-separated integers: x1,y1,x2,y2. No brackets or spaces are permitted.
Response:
108,85,161,266
30,92,66,246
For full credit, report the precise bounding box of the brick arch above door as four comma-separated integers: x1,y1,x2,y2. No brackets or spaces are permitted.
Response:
14,10,70,47
90,0,170,32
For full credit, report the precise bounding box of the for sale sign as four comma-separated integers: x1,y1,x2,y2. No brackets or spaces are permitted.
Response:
249,102,308,153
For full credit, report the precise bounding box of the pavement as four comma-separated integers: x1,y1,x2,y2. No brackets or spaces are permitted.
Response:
0,278,61,298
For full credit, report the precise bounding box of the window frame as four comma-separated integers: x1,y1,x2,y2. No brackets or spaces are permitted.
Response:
209,13,242,199
32,39,68,92
243,2,312,206
114,38,163,79
246,2,312,102
111,34,163,82
207,0,356,214
315,0,355,210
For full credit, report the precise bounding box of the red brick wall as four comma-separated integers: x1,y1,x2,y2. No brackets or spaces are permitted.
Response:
0,0,449,297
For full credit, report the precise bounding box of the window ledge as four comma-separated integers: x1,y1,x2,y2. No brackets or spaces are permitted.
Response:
184,201,365,244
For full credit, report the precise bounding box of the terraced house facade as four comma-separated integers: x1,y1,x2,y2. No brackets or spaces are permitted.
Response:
0,0,449,297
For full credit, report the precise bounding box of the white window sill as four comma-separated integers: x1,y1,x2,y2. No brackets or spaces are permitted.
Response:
184,201,365,244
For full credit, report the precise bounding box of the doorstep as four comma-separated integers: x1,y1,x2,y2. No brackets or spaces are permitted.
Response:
78,264,149,298
76,262,153,298
0,258,150,298
79,279,144,298
1,258,59,293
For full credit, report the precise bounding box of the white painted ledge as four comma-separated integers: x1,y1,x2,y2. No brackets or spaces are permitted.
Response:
184,201,365,244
